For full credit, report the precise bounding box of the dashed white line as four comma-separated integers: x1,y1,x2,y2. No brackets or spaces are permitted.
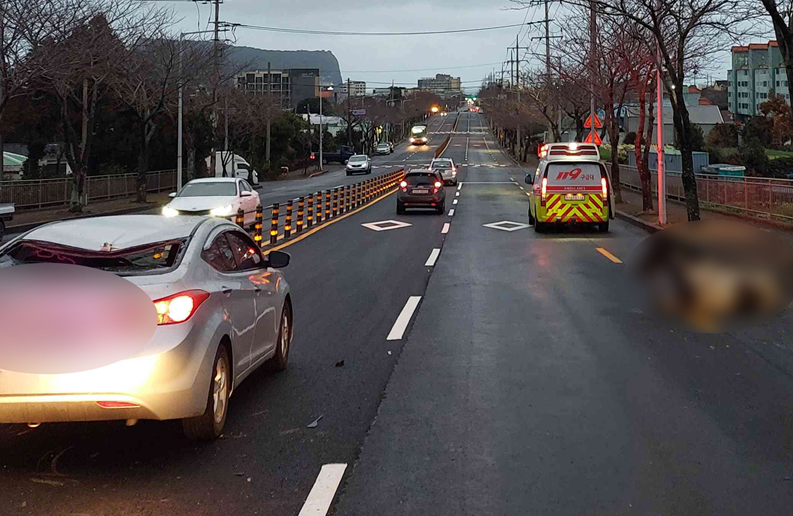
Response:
387,296,422,341
448,208,455,216
453,199,458,204
442,222,450,234
457,183,462,191
425,248,441,267
298,464,348,516
455,192,460,197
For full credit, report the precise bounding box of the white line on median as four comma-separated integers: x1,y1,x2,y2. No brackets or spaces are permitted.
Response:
387,296,422,341
449,208,455,216
425,248,441,267
298,464,348,516
442,223,450,234
457,183,462,191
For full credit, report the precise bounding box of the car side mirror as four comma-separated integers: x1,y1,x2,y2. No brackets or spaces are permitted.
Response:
267,250,290,269
169,192,177,198
524,174,533,185
344,159,349,165
240,191,253,197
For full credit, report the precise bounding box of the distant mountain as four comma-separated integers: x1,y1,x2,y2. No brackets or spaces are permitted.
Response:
225,46,343,85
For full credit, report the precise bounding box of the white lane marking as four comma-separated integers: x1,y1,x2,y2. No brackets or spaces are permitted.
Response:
425,248,441,267
458,181,516,184
457,183,462,191
510,177,515,181
361,220,412,232
387,296,422,341
455,191,460,197
465,137,469,161
483,221,530,232
448,208,455,216
453,199,458,204
442,222,450,234
519,186,525,190
298,464,348,516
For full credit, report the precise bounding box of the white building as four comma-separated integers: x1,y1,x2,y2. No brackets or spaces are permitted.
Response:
342,81,366,97
301,114,349,137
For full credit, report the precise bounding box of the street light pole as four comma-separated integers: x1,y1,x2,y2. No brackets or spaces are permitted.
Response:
319,86,334,170
656,1,667,225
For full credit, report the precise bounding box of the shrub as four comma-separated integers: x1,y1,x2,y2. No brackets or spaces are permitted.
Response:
624,131,637,145
706,124,738,148
739,140,769,176
743,116,773,146
764,157,793,178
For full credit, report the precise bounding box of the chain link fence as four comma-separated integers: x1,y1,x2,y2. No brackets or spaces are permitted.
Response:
619,165,793,223
0,170,177,210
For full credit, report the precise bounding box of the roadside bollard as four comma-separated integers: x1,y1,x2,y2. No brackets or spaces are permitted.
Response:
284,200,294,239
269,203,279,245
307,193,314,228
354,183,360,208
345,185,351,212
332,188,339,217
339,187,346,215
236,207,245,228
254,205,263,245
297,196,305,233
324,190,331,221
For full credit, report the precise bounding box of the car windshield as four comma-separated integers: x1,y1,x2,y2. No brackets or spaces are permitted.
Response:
178,182,236,197
377,144,389,149
433,163,452,169
0,239,185,275
349,156,367,162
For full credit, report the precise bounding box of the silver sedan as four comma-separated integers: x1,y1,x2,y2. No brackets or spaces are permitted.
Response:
0,215,293,440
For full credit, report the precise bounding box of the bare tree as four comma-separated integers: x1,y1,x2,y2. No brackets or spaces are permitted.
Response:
757,1,793,144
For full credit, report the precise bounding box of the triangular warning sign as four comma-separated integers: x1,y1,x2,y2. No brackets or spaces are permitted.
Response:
584,114,603,129
584,131,603,145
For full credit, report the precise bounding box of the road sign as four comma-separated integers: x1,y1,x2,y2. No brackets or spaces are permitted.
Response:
584,131,603,145
584,114,603,129
352,109,366,116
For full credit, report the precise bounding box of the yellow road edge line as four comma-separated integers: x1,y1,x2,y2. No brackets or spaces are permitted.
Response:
596,247,622,264
264,190,398,254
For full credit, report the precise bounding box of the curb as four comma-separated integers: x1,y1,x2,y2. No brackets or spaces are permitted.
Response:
7,201,166,235
308,170,326,178
614,210,661,234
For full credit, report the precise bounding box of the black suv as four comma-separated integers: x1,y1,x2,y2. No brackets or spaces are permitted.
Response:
397,170,446,215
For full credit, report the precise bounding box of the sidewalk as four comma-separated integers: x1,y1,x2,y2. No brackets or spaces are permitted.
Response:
614,188,793,240
8,192,171,233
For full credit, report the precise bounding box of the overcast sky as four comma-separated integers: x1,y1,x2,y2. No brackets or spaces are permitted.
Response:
169,0,766,92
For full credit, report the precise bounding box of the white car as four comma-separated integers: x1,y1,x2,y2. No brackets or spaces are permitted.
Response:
163,178,260,227
346,154,372,175
0,215,293,440
376,143,391,155
430,158,458,186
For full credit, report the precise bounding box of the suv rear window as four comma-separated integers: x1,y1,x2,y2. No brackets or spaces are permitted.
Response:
0,240,186,275
545,163,603,187
406,173,438,186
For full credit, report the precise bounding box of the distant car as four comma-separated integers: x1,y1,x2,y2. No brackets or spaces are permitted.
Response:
346,154,372,175
430,157,458,186
162,178,260,227
376,143,391,155
0,215,293,440
397,169,446,215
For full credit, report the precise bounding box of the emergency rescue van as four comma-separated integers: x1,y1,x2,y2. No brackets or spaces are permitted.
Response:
525,142,614,233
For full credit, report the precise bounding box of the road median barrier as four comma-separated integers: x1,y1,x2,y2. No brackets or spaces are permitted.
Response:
249,168,406,252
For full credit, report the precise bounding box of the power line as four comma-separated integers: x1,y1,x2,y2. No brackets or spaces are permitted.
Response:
343,62,504,74
224,21,546,37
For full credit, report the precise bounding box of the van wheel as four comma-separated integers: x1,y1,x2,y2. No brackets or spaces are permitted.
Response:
528,208,535,225
322,158,328,165
182,344,230,440
269,303,292,371
534,221,546,233
598,221,610,233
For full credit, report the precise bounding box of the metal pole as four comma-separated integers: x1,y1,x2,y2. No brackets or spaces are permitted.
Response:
589,0,596,146
319,89,324,170
545,0,554,143
656,0,667,225
177,34,183,190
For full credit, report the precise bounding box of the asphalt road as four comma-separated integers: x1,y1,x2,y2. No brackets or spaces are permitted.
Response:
1,111,792,516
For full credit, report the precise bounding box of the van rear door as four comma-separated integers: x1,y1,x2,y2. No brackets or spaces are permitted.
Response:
543,162,608,223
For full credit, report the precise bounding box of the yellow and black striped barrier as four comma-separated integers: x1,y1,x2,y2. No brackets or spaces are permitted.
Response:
297,196,305,233
254,205,263,244
307,193,314,228
269,203,279,245
324,190,331,221
284,200,294,239
332,188,339,217
236,208,245,228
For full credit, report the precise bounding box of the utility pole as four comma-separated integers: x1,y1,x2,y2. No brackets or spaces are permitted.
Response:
545,0,553,143
656,0,667,224
589,0,596,147
347,77,352,147
266,61,271,166
209,0,221,178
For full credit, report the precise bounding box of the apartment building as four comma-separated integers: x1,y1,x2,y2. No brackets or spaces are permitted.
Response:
235,68,320,110
727,41,790,119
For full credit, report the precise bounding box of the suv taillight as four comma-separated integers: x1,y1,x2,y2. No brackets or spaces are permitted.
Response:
153,290,210,325
400,181,408,191
540,177,548,206
601,177,608,200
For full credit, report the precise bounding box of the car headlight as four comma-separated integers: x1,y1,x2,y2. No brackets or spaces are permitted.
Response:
409,137,415,142
210,204,234,217
162,206,179,217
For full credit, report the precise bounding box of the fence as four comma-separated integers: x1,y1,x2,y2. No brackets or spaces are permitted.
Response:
0,170,177,210
619,165,793,223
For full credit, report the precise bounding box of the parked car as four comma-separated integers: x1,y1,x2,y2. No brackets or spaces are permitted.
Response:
0,203,13,240
205,152,258,185
376,143,391,155
321,145,356,165
430,158,458,186
346,155,372,175
0,215,293,440
397,169,446,214
163,178,260,227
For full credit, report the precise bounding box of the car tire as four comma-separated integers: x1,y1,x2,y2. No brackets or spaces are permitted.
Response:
438,201,445,214
598,221,610,233
397,202,405,215
182,344,230,441
322,158,329,165
528,208,535,225
268,303,292,372
0,220,5,241
346,172,351,176
534,221,546,233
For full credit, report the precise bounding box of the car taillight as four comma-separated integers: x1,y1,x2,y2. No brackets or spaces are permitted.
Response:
434,181,442,188
541,177,548,206
400,180,408,190
601,177,608,200
153,290,210,325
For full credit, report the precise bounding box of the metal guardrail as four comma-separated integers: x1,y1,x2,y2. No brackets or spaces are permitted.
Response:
0,170,177,210
619,165,793,223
